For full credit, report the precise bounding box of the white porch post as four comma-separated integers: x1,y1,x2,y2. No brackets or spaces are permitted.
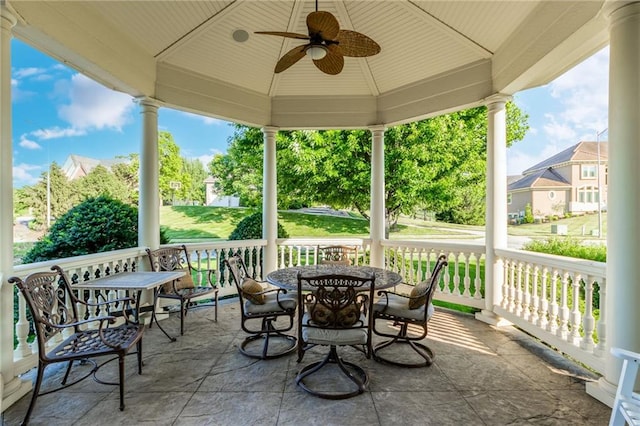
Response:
476,94,510,326
369,125,386,268
262,126,278,275
0,4,31,409
587,1,640,406
138,97,160,252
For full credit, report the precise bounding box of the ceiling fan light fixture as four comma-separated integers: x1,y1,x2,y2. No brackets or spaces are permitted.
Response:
306,45,327,60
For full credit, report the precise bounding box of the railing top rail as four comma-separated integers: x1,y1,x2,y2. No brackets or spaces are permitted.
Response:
496,247,606,277
381,239,485,253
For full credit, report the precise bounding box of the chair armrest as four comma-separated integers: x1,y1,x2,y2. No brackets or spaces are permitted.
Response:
48,316,118,331
612,347,640,362
189,266,218,288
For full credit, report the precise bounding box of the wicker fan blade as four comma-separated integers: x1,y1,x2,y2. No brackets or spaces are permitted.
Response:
307,11,340,40
313,44,343,75
336,30,381,57
255,31,310,40
275,45,307,73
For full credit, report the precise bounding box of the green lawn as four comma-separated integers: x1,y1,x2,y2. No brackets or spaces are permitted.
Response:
161,206,480,242
508,212,607,239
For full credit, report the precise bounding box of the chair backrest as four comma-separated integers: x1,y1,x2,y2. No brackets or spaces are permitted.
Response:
223,255,250,294
298,272,375,330
9,266,81,358
317,245,357,266
610,346,640,425
424,254,448,302
146,245,191,273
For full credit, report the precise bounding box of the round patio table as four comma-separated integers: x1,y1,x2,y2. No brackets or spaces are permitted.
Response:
266,264,402,291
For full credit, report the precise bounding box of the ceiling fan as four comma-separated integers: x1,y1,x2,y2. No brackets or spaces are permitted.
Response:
255,1,381,75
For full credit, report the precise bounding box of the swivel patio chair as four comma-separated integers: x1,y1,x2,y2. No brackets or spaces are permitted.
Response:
296,271,375,399
372,254,448,367
223,254,297,359
609,346,640,425
317,245,357,266
9,266,144,426
146,245,219,336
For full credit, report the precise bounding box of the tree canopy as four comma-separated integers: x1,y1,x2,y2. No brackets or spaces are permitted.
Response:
208,102,528,227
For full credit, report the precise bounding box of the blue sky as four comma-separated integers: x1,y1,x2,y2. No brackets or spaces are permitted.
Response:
11,38,609,187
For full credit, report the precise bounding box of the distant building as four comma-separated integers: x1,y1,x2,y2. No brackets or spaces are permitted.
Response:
508,141,608,220
204,176,240,207
61,154,130,180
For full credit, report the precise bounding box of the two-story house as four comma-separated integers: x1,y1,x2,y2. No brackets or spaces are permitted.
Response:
508,141,608,220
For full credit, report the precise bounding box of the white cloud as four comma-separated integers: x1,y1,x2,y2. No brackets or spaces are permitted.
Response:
19,135,42,150
58,74,134,131
195,149,223,168
542,113,577,142
14,67,46,79
548,47,609,134
13,163,42,186
31,127,87,140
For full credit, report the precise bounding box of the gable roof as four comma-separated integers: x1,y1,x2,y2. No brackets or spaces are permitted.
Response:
62,154,130,180
508,168,571,191
523,141,608,175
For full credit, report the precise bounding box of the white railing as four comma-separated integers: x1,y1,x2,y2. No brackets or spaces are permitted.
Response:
9,238,607,392
10,240,267,377
495,248,606,373
382,240,486,310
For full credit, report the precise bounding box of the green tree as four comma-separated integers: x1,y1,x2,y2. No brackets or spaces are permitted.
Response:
209,102,528,227
15,163,75,229
181,157,208,205
111,154,139,204
73,165,131,203
158,131,185,205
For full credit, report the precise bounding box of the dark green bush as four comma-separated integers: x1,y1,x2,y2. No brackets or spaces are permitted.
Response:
23,196,169,263
228,212,289,240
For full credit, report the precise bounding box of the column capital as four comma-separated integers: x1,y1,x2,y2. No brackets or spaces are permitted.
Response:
603,1,640,23
0,4,18,29
484,93,511,110
368,124,387,134
136,96,161,110
262,126,279,136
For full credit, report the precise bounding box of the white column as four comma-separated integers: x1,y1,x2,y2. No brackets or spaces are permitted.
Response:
369,125,386,268
0,4,32,409
138,97,160,252
587,1,640,407
476,94,511,326
262,126,278,275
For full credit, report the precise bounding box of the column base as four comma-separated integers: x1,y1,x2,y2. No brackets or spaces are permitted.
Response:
586,376,617,408
475,309,512,327
1,375,32,412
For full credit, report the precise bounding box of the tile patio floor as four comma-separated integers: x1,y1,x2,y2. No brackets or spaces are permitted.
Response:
2,299,611,425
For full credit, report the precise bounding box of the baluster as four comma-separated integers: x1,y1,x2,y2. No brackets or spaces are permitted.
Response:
286,244,293,268
515,261,523,316
507,259,516,312
558,270,570,339
580,275,596,350
462,252,471,297
595,277,606,357
530,264,540,325
442,252,451,294
14,291,31,358
278,244,285,269
304,245,311,266
473,253,482,299
500,258,510,309
548,268,559,334
522,263,531,321
409,247,416,285
569,273,582,345
539,266,549,330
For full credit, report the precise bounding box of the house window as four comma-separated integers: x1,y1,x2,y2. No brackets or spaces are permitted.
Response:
507,193,512,205
548,191,555,200
577,186,599,203
581,164,597,179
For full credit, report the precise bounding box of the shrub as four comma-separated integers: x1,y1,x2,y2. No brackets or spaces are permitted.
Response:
523,203,534,224
228,212,289,240
23,196,169,263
